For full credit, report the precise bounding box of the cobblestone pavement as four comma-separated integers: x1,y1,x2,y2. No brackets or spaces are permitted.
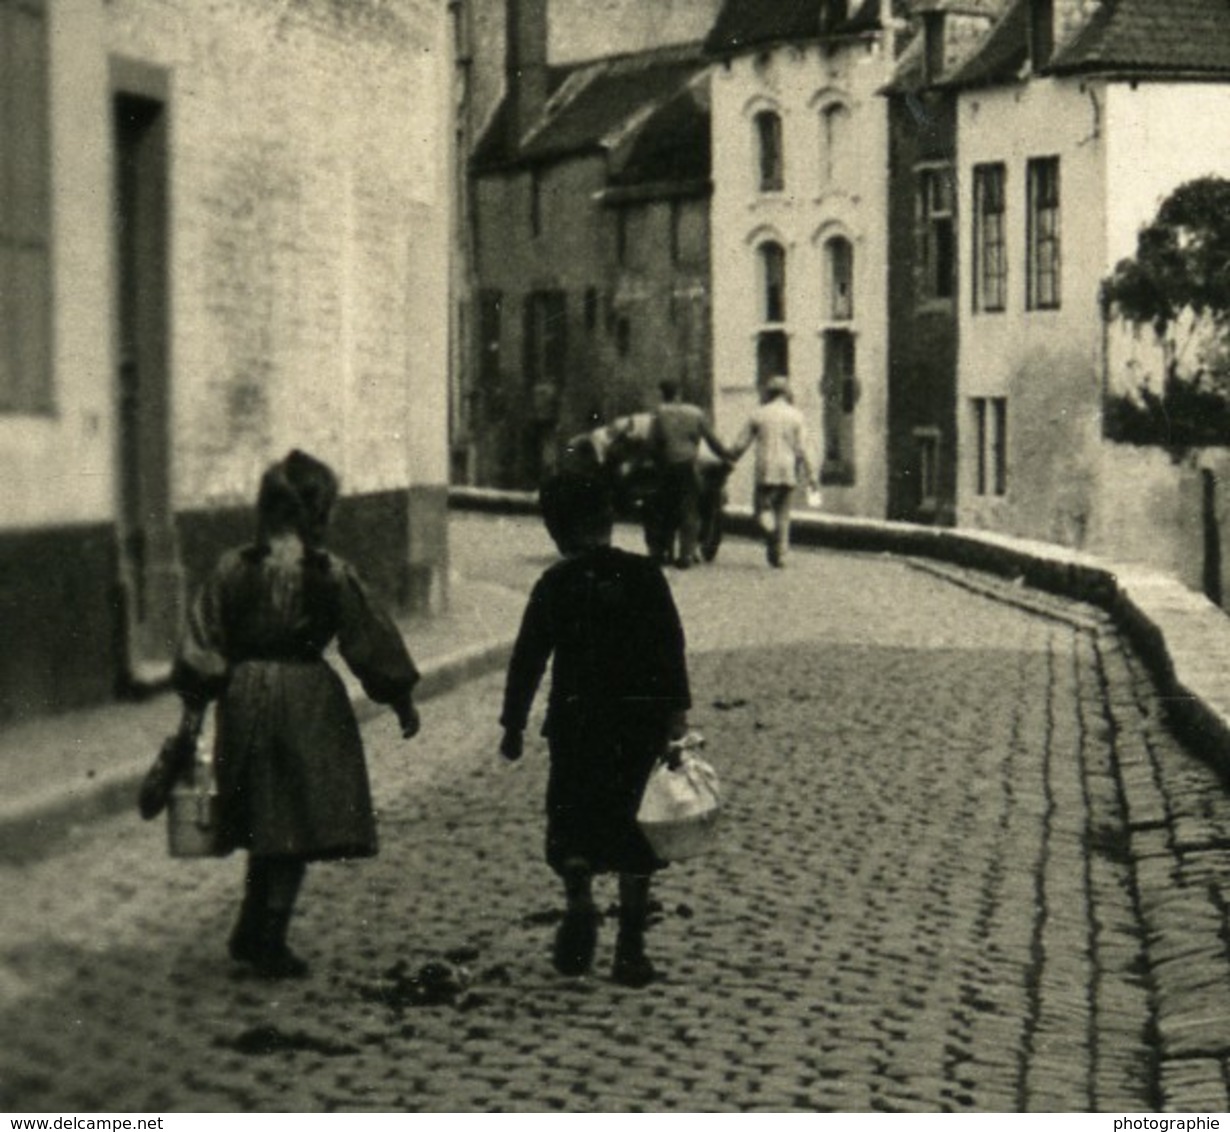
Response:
2,517,1229,1112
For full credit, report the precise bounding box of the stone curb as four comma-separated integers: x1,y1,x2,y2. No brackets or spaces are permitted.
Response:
0,638,514,866
450,485,1230,777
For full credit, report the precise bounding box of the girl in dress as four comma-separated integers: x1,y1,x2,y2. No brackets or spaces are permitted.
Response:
141,450,421,978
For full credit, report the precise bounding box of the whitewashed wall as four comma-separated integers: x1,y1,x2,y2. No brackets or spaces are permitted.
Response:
709,36,893,517
105,0,451,510
956,76,1106,545
0,2,113,529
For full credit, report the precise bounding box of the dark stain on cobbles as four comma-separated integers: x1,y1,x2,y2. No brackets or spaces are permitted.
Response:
356,959,486,1014
216,1025,358,1058
1086,821,1134,865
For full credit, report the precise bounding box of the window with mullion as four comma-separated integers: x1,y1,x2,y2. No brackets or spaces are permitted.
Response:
973,163,1006,312
1027,157,1060,310
916,166,955,302
759,241,786,323
971,396,1008,496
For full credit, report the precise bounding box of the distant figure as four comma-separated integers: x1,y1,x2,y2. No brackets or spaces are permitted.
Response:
727,375,818,567
649,380,732,569
500,474,692,987
139,450,421,978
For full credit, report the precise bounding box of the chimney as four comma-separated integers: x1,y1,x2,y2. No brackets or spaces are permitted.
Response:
1028,0,1055,69
507,0,549,144
922,10,946,84
818,0,849,35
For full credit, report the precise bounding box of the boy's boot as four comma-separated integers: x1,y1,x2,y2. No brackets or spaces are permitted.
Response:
553,859,599,976
612,875,656,987
612,907,655,988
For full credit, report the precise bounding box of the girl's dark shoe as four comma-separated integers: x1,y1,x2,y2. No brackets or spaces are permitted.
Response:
250,945,310,980
552,908,599,976
230,908,309,979
228,911,263,966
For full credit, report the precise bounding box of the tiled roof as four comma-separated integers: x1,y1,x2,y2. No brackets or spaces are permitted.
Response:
471,42,711,179
607,75,711,188
943,0,1230,89
703,0,885,57
1051,0,1230,76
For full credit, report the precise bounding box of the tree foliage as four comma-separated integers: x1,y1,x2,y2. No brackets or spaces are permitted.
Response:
1102,177,1230,449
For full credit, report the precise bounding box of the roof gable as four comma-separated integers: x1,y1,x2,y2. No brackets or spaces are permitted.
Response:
471,43,712,184
1051,0,1230,77
943,0,1230,89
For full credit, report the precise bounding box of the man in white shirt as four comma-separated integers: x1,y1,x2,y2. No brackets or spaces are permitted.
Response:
727,375,818,567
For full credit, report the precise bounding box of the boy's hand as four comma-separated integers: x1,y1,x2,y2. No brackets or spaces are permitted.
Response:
399,703,421,740
500,729,524,762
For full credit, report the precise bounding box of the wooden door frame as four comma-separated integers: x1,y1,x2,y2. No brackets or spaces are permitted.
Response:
110,56,182,688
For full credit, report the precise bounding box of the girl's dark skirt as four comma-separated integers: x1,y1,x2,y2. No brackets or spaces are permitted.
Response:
213,659,378,860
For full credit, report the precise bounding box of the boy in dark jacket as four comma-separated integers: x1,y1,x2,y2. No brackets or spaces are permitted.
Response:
500,475,692,986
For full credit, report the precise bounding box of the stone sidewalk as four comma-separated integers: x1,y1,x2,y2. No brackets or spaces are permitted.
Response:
0,572,528,864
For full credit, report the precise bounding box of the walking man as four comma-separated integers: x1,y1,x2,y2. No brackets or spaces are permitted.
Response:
727,375,817,568
650,380,732,568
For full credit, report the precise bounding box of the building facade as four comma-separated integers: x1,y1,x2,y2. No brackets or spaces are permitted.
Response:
465,0,713,489
883,1,1003,526
0,0,452,725
947,0,1230,558
705,0,905,517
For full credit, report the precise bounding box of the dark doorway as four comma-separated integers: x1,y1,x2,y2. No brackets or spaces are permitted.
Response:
114,85,181,685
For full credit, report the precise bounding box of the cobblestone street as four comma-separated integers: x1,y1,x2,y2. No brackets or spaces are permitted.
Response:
2,515,1229,1112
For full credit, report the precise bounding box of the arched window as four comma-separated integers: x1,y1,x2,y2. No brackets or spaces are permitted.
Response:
755,110,784,192
757,331,789,385
759,241,786,322
819,103,851,188
826,236,853,321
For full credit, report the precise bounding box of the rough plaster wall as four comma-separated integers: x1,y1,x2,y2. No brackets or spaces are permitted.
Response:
1088,443,1198,584
1005,344,1103,548
107,0,446,509
549,0,723,62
